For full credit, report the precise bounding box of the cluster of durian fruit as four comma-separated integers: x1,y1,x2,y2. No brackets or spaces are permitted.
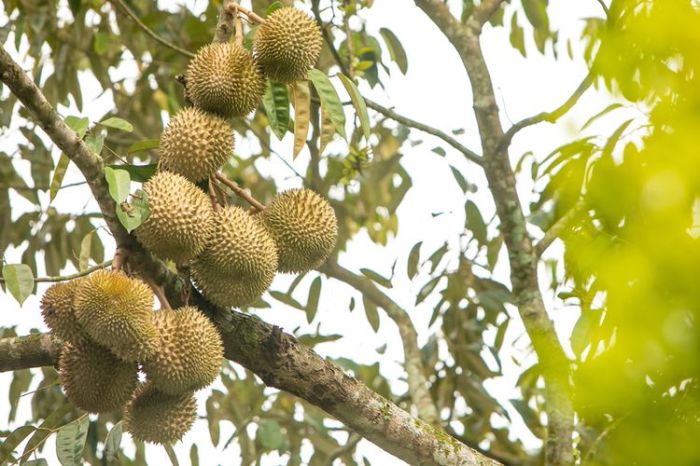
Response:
38,5,338,446
41,271,223,444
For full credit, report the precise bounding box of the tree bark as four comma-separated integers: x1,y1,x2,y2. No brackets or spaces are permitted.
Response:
0,42,502,466
412,1,575,465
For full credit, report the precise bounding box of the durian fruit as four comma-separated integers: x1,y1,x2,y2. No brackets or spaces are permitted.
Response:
253,7,323,83
40,279,89,344
190,206,277,308
74,270,158,361
124,382,197,445
260,188,338,273
190,261,271,309
142,307,223,395
186,43,265,118
158,107,233,183
135,171,213,264
196,206,277,281
59,340,138,413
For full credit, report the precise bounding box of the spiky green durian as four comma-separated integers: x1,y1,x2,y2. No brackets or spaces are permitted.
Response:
196,205,277,281
74,270,158,361
124,383,197,444
261,188,338,273
40,279,89,344
142,307,223,395
59,341,138,413
158,107,233,183
190,260,271,308
186,42,265,117
253,7,323,83
135,171,213,264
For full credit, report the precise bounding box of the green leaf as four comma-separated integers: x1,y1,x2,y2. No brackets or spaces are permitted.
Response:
2,264,34,305
0,425,36,463
85,133,104,156
49,153,70,202
116,189,149,233
8,369,32,422
450,166,471,193
98,117,133,133
104,167,131,203
265,1,283,15
164,444,179,466
306,276,322,323
257,419,288,451
363,296,380,332
465,200,488,245
269,290,305,311
580,103,624,131
360,268,392,289
522,0,548,30
338,74,371,142
56,416,89,466
431,146,446,157
319,106,336,154
263,80,290,140
416,276,441,305
308,70,346,140
127,139,160,154
189,444,199,466
406,241,422,279
571,310,594,358
78,230,95,272
291,80,311,159
509,15,526,57
379,28,408,74
108,163,157,183
103,421,123,463
64,116,89,138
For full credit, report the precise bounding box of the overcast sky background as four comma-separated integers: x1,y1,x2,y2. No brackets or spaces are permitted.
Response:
0,0,637,464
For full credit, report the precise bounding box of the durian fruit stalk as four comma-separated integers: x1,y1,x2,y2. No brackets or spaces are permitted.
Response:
135,171,213,264
59,340,138,413
74,270,158,362
142,307,223,395
191,206,277,308
124,382,196,444
186,43,265,118
158,107,233,183
253,7,323,83
260,188,338,273
40,279,89,344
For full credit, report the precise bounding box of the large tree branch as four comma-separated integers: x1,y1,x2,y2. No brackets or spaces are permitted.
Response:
320,260,440,427
0,38,501,466
412,1,574,465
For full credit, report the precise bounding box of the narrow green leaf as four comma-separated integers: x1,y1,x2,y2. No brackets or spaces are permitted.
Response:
522,0,548,29
571,310,594,358
2,264,34,305
406,241,422,279
338,74,371,142
108,163,157,183
308,70,346,140
362,296,380,332
49,153,70,202
78,230,95,272
319,106,336,154
269,290,305,311
580,103,623,131
103,421,123,463
494,318,510,351
378,28,408,74
265,1,283,15
431,147,446,157
416,276,441,305
127,139,160,154
189,444,199,466
0,425,36,463
263,80,290,140
20,404,73,463
104,167,131,203
306,276,322,323
360,268,392,289
56,416,89,466
450,166,470,193
465,200,488,245
64,116,89,138
291,80,311,159
164,444,179,466
349,297,356,312
98,117,133,132
8,369,32,422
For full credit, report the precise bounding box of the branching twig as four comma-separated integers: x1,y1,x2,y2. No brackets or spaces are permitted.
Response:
498,73,593,153
226,3,265,24
107,0,195,58
0,260,112,283
215,173,266,212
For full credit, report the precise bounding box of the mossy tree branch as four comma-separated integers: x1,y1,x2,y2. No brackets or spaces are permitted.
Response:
412,1,575,465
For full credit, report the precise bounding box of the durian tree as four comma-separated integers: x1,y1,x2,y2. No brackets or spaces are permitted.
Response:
0,1,698,465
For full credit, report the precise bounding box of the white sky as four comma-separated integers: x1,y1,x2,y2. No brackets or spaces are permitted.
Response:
0,0,640,464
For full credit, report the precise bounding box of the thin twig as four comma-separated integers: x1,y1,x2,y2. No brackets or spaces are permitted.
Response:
325,433,362,466
364,98,483,165
148,279,172,310
0,260,112,283
595,0,609,16
233,5,244,47
227,3,265,24
209,176,222,211
107,0,195,58
215,173,266,212
535,198,587,257
497,73,593,153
